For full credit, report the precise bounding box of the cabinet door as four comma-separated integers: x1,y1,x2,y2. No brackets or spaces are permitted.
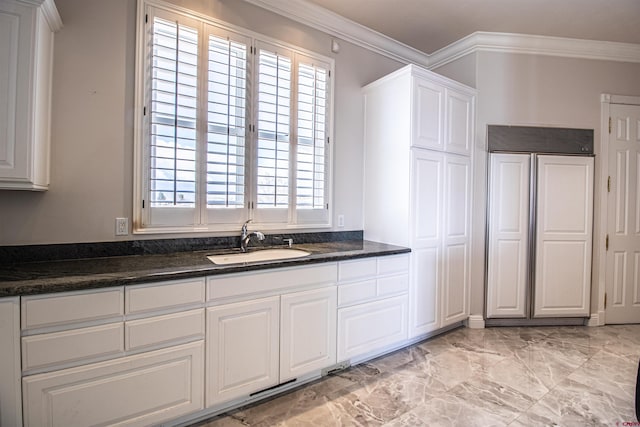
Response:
486,153,530,318
206,296,280,406
534,155,594,317
441,154,471,326
337,295,408,363
22,341,204,427
412,78,445,150
409,149,443,337
445,89,474,155
280,287,336,382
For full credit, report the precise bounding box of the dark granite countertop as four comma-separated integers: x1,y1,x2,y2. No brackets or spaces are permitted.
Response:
0,240,410,297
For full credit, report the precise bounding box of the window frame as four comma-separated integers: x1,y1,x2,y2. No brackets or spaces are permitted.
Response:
133,0,334,234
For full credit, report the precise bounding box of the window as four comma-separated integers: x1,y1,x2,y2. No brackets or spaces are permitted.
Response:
134,2,333,233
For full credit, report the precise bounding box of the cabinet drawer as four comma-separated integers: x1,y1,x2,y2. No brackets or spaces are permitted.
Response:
23,341,204,427
337,294,408,362
126,278,205,315
338,279,377,306
338,258,376,282
21,288,124,331
377,274,409,297
208,263,337,301
125,309,204,351
338,274,408,307
22,323,124,371
378,254,410,276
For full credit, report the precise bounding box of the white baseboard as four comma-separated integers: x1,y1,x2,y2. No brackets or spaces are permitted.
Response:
466,315,485,329
586,311,606,327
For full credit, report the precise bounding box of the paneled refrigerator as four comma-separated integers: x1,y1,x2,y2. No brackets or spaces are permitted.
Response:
485,125,594,324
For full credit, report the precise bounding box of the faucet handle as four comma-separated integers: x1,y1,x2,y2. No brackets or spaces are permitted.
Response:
241,219,252,235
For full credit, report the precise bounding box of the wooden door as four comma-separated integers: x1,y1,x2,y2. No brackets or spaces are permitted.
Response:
486,153,530,318
534,155,594,317
606,103,640,324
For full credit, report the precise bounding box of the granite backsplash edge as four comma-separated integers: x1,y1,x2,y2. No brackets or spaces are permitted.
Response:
0,231,364,264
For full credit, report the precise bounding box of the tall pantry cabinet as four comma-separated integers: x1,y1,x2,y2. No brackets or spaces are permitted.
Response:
363,64,476,338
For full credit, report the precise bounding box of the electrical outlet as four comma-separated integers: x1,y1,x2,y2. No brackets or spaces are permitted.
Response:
337,214,345,228
115,217,128,236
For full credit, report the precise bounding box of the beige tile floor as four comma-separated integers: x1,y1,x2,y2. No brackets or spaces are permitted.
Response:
191,325,640,426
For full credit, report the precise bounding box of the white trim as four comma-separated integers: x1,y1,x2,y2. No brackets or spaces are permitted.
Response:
465,315,485,329
586,311,606,327
16,0,63,31
429,32,640,69
241,1,640,68
40,0,62,32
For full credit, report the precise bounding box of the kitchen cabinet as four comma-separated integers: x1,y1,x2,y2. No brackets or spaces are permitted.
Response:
205,264,337,407
0,297,22,427
363,64,475,338
20,278,206,427
0,0,62,190
336,254,409,363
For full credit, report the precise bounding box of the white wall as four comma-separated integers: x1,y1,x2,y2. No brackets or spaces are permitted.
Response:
0,0,403,245
437,51,640,317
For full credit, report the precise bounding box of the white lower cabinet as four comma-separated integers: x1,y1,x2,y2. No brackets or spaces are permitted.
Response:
23,341,204,427
337,254,410,363
206,296,280,407
206,285,338,407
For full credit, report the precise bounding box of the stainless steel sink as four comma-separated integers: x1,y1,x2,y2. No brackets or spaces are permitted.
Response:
207,248,311,265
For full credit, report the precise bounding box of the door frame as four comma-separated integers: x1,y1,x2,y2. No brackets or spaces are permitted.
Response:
594,94,640,325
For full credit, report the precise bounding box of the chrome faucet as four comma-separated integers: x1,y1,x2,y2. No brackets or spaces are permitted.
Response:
240,219,265,252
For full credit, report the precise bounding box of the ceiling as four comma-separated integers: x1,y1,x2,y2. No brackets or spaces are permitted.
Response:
305,0,640,54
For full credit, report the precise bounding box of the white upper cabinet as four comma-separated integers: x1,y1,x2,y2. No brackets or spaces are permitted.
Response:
412,74,474,155
0,0,61,190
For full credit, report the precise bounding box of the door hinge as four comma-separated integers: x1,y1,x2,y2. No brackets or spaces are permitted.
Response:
605,234,609,251
145,14,148,24
604,292,607,309
142,200,145,209
607,176,611,192
609,117,612,134
143,106,146,116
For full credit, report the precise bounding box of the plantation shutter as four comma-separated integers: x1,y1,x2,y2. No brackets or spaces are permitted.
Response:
254,42,293,224
146,11,200,227
295,57,330,224
204,26,250,225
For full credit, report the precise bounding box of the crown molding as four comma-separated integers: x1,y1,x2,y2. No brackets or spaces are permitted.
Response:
429,32,640,69
16,0,63,31
242,0,640,69
241,0,430,68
